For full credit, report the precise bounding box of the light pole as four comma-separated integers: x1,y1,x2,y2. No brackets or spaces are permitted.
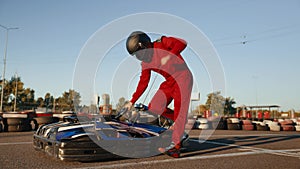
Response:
0,24,19,112
14,72,18,112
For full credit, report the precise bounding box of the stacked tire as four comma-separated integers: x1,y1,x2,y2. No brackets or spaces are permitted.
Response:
252,121,269,131
241,120,254,131
264,120,280,132
2,113,32,132
53,113,74,122
0,116,3,132
211,117,227,130
295,119,300,132
227,118,241,130
196,118,209,130
35,112,54,128
279,119,295,131
186,118,196,129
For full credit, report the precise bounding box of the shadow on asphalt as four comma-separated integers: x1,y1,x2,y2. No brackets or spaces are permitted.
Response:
182,133,300,158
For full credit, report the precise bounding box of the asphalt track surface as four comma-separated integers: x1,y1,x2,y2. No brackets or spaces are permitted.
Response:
0,130,299,169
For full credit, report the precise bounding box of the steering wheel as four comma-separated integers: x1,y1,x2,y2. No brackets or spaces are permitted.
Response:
115,107,128,120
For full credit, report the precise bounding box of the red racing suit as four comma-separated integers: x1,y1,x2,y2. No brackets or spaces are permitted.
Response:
130,36,193,145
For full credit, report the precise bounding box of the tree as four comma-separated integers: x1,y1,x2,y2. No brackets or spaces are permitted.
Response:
224,97,237,116
36,97,44,107
0,76,36,111
0,75,82,112
205,91,225,116
55,89,81,111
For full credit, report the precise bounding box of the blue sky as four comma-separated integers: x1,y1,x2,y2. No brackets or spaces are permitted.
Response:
0,0,300,111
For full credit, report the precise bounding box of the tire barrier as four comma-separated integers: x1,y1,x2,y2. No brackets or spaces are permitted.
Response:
295,126,300,132
34,113,54,128
268,122,281,132
241,120,254,131
269,125,281,132
0,123,3,132
296,119,300,132
0,117,3,132
242,124,254,130
279,120,295,131
186,118,196,129
252,121,268,131
226,118,241,130
53,112,75,122
211,119,227,130
256,124,269,131
7,124,32,132
30,119,39,131
227,118,240,124
227,123,241,130
2,113,33,132
281,125,295,131
6,118,29,125
263,120,280,132
196,118,209,130
279,119,294,126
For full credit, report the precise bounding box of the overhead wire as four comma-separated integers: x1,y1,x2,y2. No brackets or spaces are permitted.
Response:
212,24,300,47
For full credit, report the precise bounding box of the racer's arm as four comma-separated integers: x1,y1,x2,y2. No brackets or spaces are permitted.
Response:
129,67,151,105
161,36,187,56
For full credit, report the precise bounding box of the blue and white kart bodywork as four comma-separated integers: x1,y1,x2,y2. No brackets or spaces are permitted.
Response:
33,106,188,161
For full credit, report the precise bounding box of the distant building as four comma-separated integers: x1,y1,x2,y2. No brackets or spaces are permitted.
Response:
99,94,112,115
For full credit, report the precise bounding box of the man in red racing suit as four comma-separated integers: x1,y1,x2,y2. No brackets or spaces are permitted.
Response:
125,31,193,158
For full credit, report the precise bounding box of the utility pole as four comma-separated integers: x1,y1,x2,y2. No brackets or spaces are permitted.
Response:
13,72,18,112
0,24,19,112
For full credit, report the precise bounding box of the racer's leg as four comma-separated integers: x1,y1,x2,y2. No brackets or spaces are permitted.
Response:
148,82,174,120
159,72,193,158
171,74,193,146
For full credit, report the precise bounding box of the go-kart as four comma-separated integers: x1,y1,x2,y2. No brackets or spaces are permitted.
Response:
33,103,189,161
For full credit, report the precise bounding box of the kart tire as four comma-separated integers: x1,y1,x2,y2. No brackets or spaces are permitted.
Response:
217,121,226,130
256,124,269,131
197,118,208,124
227,118,240,124
212,121,226,130
6,118,28,125
7,125,23,132
242,120,252,125
242,125,254,131
30,119,39,131
281,125,294,131
227,123,241,130
0,123,2,132
295,126,300,132
280,120,293,125
198,124,209,130
269,125,281,131
35,117,53,124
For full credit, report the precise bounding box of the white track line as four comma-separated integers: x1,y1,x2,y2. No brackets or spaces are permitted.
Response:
74,138,300,169
0,142,32,146
190,133,300,138
191,139,300,159
74,148,300,169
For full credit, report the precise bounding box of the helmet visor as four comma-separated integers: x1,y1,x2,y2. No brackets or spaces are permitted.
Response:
132,43,153,63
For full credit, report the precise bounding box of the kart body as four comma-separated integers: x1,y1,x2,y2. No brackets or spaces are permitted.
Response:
33,105,176,161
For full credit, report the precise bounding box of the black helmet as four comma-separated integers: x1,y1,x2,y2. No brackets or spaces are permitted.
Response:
126,31,151,55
